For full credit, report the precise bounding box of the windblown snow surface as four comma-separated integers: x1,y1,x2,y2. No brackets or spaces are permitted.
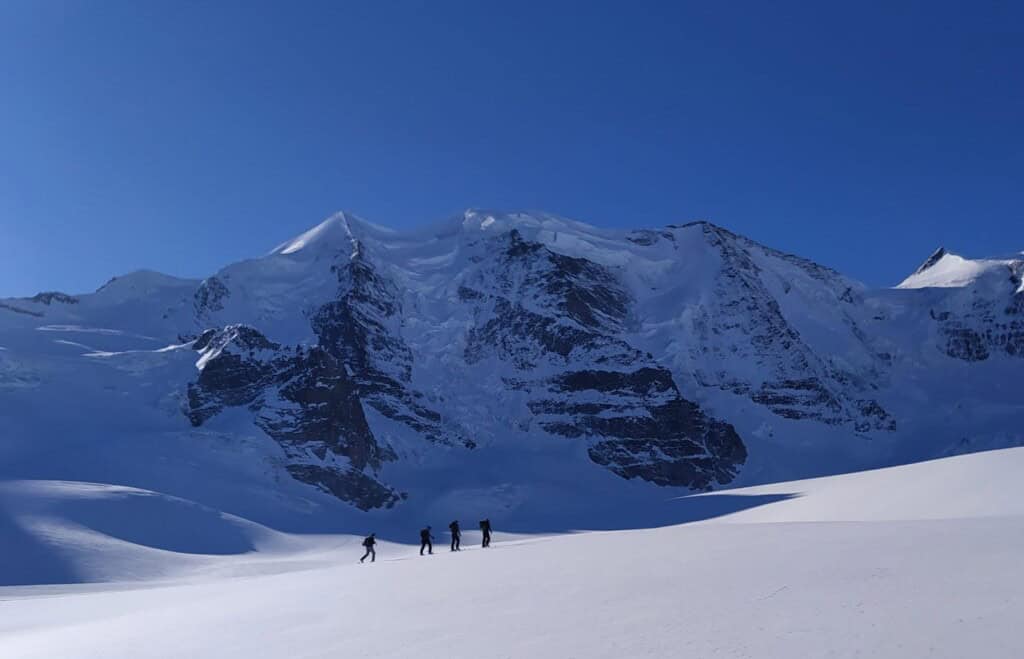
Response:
2,448,1023,659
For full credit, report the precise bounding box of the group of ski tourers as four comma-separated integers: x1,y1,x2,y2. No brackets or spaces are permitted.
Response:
359,519,493,563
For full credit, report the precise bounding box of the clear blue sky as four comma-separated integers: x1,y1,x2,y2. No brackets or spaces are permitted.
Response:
1,1,1021,296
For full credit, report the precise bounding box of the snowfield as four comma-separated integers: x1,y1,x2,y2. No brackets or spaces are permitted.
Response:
2,448,1022,659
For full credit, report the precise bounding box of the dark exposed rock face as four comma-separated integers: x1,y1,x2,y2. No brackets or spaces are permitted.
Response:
539,368,746,489
184,247,471,509
914,247,948,275
185,325,401,510
462,231,747,490
194,277,230,319
942,326,991,361
313,251,473,448
284,464,404,510
186,326,280,426
940,318,1024,361
28,292,78,305
930,264,1024,362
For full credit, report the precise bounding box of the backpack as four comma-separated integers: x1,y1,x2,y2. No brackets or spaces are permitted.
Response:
363,536,373,547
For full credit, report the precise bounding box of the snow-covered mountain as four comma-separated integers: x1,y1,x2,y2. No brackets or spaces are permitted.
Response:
1,210,1021,524
897,247,1024,360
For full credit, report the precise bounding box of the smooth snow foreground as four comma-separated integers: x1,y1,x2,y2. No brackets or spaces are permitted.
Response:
2,449,1023,659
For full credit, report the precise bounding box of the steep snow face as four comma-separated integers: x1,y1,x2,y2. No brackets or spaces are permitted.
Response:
269,212,358,257
627,222,893,434
1,210,1021,518
267,211,403,259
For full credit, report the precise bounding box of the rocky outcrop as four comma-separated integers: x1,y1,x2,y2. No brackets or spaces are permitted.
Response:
930,263,1024,361
914,247,948,275
535,367,746,489
193,277,230,320
462,231,747,489
938,315,1024,361
314,251,473,448
184,245,475,509
185,325,400,510
28,292,78,305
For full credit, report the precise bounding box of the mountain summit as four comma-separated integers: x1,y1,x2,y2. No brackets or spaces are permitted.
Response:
1,211,1021,524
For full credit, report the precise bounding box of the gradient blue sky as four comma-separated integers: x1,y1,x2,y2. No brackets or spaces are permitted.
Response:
1,1,1021,296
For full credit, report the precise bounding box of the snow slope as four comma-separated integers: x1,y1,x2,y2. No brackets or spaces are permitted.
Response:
1,448,1022,659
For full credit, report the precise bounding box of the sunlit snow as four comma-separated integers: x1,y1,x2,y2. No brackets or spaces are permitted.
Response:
1,450,1022,658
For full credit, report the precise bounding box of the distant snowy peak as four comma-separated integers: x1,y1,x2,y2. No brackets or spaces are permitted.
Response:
898,249,1023,290
260,209,796,279
263,209,742,279
894,246,1024,362
269,211,376,257
93,269,198,298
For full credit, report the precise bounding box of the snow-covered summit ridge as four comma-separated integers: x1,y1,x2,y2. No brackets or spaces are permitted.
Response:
263,210,1016,294
259,209,829,280
3,208,1022,520
267,211,399,257
898,247,1023,290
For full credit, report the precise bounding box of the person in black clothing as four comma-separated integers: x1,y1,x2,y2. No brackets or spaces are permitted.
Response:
479,518,492,548
419,526,434,555
449,520,461,551
360,533,376,563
